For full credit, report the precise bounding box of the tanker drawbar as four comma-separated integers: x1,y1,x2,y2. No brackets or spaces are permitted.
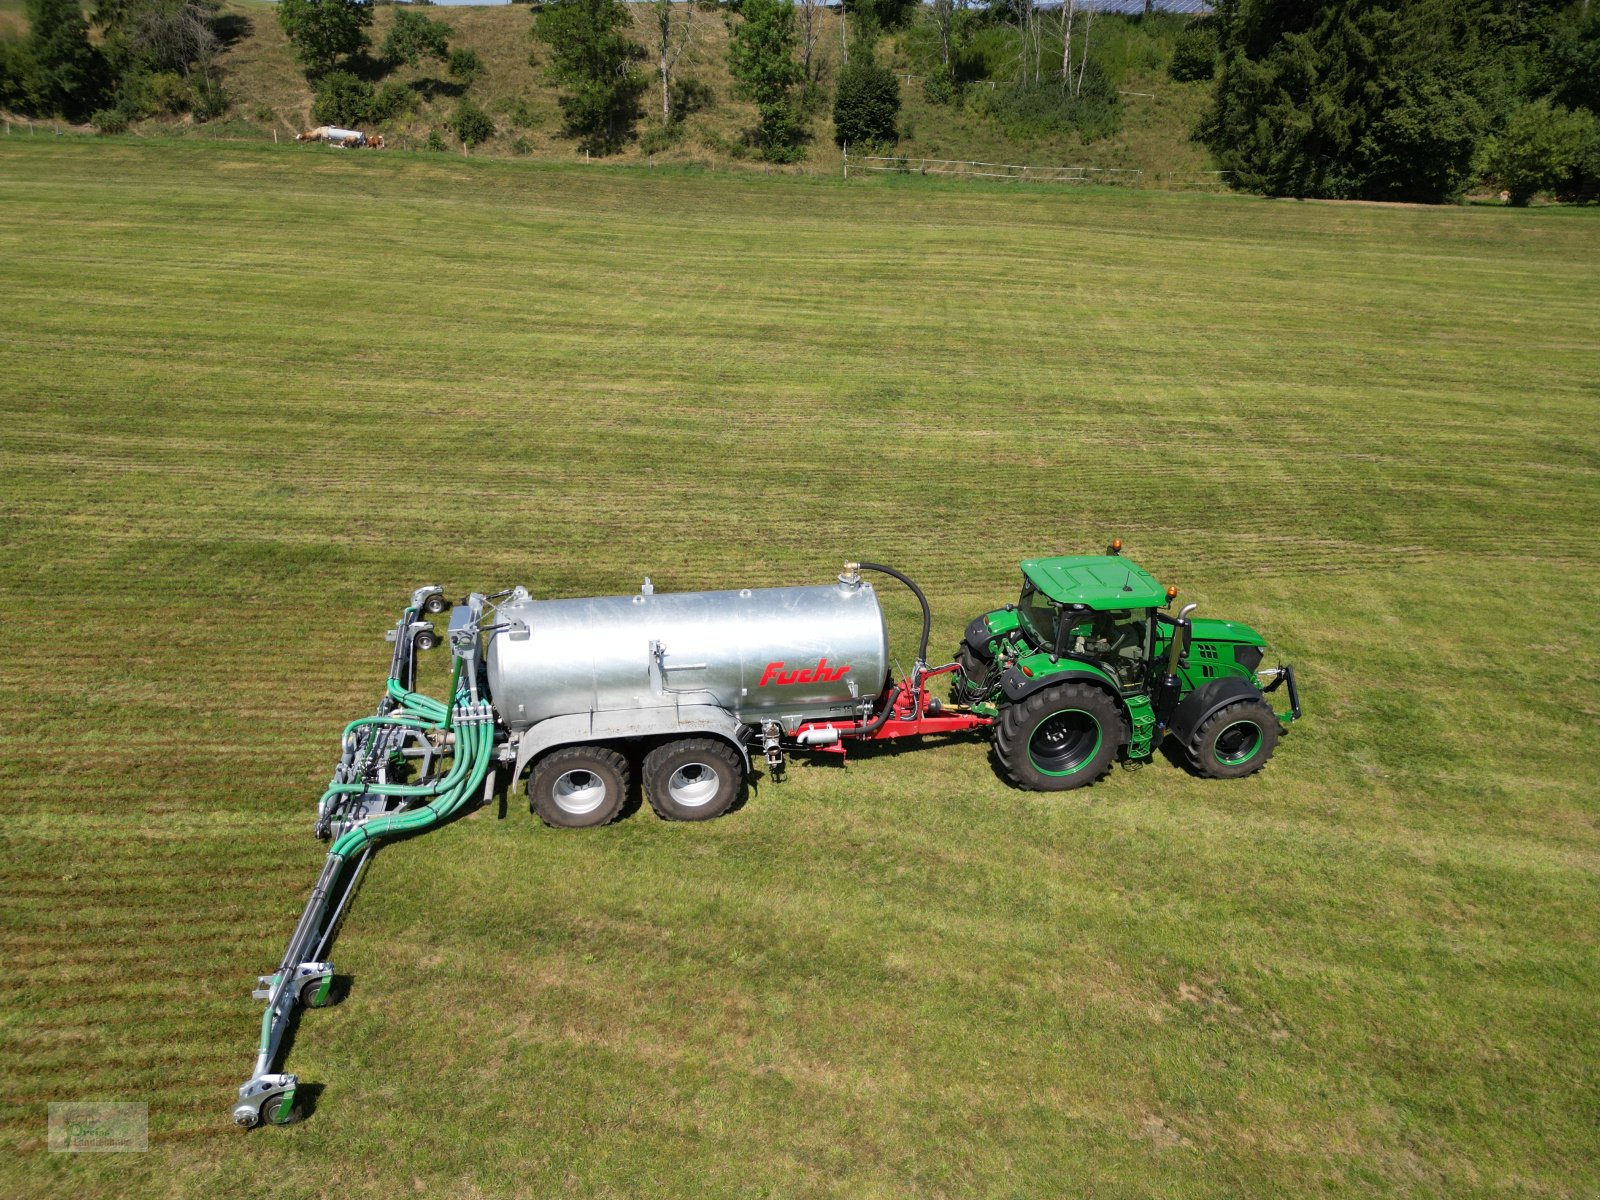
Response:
233,563,993,1127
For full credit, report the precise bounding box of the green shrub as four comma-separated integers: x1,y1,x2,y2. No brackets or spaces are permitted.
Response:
90,106,128,134
148,71,191,115
921,72,955,106
989,63,1119,141
833,56,900,147
1489,99,1598,205
448,47,482,86
510,134,531,154
369,81,413,123
450,96,494,147
501,95,539,129
639,122,680,154
311,70,373,127
669,75,714,121
191,77,228,122
424,127,446,151
1168,25,1216,83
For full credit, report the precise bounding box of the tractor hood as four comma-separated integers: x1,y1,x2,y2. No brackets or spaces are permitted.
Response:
1188,617,1267,647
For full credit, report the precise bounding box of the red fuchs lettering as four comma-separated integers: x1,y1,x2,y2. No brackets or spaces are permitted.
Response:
759,659,851,687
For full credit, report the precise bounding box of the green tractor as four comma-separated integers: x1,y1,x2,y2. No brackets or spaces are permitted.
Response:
952,542,1301,790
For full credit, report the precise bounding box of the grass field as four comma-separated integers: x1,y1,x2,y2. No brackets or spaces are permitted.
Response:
2,138,1598,1198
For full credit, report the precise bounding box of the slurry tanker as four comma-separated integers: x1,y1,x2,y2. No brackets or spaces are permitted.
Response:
234,545,1301,1127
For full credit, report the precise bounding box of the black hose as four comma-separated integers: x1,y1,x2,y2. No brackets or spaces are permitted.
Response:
856,561,931,666
800,561,931,741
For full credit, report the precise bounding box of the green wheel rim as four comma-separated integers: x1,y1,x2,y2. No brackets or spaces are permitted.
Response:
1028,708,1102,776
1213,719,1262,766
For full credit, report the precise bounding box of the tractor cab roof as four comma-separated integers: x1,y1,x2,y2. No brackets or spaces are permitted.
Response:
1020,555,1166,611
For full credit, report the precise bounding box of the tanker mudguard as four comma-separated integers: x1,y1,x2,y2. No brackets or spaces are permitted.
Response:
1167,677,1266,750
511,703,750,782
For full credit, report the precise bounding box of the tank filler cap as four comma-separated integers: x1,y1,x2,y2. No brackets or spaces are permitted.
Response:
839,562,862,587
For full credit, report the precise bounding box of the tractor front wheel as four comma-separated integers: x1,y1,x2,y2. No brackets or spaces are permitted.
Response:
1190,700,1280,779
993,683,1123,791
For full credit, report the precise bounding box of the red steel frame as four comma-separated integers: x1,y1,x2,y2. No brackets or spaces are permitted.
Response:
792,662,991,755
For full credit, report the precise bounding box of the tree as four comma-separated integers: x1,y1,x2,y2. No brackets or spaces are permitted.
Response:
647,0,695,125
277,0,371,78
1489,99,1597,204
1202,0,1493,203
535,0,647,154
382,8,451,70
727,0,804,161
796,0,825,88
23,0,107,119
832,53,897,146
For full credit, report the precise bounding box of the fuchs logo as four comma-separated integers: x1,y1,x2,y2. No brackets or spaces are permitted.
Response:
759,659,850,687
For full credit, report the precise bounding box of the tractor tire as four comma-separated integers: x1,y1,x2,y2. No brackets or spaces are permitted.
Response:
1189,699,1279,779
993,683,1124,791
949,643,992,704
643,738,744,822
529,746,629,828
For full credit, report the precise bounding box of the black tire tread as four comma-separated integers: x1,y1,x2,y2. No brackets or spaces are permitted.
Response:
642,737,743,822
1189,699,1279,780
529,745,629,828
993,682,1125,792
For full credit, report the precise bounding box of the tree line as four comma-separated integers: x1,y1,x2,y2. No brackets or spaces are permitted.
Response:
1197,0,1600,203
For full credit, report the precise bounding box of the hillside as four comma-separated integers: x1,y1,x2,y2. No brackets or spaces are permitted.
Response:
13,0,1221,181
3,137,1598,1197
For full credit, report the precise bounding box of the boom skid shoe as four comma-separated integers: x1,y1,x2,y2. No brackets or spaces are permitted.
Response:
234,1072,298,1128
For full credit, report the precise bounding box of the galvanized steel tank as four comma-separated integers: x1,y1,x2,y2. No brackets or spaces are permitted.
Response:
486,576,890,731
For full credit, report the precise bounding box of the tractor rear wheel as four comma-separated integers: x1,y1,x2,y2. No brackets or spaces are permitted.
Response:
529,746,629,828
993,683,1123,791
1190,700,1279,779
950,642,992,704
643,738,743,822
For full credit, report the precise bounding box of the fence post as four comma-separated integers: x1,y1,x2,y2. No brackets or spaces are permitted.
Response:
842,141,848,180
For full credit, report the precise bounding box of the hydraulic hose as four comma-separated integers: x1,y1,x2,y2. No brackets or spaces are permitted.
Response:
257,709,491,1061
856,562,931,666
799,561,932,742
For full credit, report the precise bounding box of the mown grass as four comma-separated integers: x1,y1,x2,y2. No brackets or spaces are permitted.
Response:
1,137,1597,1198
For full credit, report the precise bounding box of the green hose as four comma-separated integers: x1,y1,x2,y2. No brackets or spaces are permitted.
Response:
330,712,491,858
261,708,492,1057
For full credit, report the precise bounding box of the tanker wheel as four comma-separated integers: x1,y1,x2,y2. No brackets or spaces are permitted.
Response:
993,683,1123,792
529,746,629,828
642,738,743,822
1190,699,1279,780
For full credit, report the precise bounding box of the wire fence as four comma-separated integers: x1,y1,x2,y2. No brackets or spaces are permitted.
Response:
852,153,1145,186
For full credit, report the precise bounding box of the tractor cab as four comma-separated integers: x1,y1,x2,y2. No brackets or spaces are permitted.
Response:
1015,555,1166,690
